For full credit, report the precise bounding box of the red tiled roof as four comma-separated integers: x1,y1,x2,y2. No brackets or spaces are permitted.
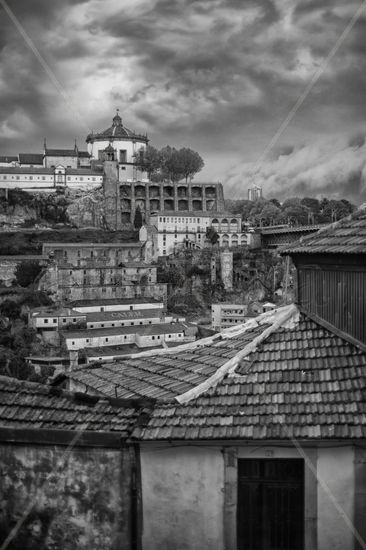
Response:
136,308,366,440
280,208,366,254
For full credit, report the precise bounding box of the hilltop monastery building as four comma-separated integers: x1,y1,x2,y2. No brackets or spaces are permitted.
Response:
0,112,225,227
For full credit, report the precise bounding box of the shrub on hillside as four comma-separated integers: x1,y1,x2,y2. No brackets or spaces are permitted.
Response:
15,261,43,287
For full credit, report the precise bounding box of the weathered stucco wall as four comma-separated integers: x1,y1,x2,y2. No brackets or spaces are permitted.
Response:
0,443,132,550
141,443,358,550
317,446,355,550
140,445,224,550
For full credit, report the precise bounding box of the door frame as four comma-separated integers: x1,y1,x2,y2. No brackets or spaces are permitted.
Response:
223,446,317,550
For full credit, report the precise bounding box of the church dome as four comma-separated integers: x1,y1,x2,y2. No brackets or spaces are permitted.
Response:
86,111,149,144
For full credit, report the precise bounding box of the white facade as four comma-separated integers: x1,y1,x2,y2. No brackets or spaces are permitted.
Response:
72,300,165,314
150,212,245,256
0,167,102,192
211,303,248,330
29,308,86,330
63,324,185,351
86,112,149,182
86,310,174,329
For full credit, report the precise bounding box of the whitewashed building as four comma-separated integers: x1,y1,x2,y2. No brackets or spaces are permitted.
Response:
149,212,245,256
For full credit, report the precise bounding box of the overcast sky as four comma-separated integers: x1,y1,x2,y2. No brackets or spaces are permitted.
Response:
1,0,366,202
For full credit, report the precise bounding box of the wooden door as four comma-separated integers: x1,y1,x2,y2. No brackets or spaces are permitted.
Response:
237,459,304,550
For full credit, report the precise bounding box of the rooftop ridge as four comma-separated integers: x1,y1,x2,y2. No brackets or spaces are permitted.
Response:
175,304,299,404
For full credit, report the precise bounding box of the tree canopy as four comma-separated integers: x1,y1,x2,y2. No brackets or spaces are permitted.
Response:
226,196,356,227
15,261,43,287
133,205,143,229
136,145,204,183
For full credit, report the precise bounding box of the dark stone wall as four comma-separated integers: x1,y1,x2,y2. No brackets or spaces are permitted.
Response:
0,442,133,550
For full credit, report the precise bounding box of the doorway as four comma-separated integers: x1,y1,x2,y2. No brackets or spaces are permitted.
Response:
237,459,304,550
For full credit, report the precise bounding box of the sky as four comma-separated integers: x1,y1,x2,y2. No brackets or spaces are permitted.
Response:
1,0,366,202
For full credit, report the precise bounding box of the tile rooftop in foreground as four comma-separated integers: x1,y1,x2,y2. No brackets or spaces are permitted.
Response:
0,375,146,433
69,305,366,440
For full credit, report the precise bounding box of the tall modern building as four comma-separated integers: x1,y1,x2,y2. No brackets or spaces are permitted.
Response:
248,185,262,201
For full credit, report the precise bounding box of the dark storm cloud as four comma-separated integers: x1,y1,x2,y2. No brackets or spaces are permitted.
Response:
0,0,365,198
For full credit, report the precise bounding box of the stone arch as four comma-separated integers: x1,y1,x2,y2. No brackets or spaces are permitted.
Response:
211,218,219,231
221,218,229,232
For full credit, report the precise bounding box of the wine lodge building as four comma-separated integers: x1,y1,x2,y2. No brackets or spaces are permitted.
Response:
1,209,366,549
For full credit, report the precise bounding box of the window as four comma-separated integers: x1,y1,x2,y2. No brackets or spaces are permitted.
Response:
105,338,109,342
131,322,134,326
86,339,90,343
152,336,155,340
53,319,57,324
42,176,46,180
101,324,104,328
112,323,115,327
29,176,33,180
73,318,76,322
168,334,171,338
44,319,48,324
63,319,66,323
72,341,75,345
16,176,20,180
100,307,104,312
130,306,133,311
102,288,106,293
90,324,94,328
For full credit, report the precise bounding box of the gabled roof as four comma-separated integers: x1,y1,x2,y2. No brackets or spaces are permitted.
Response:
67,305,366,440
136,306,366,440
68,316,275,400
0,375,148,434
18,153,44,164
0,155,18,163
45,148,77,157
280,208,366,254
31,307,84,318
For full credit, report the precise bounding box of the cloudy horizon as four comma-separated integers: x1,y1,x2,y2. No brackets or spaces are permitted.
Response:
1,0,366,202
